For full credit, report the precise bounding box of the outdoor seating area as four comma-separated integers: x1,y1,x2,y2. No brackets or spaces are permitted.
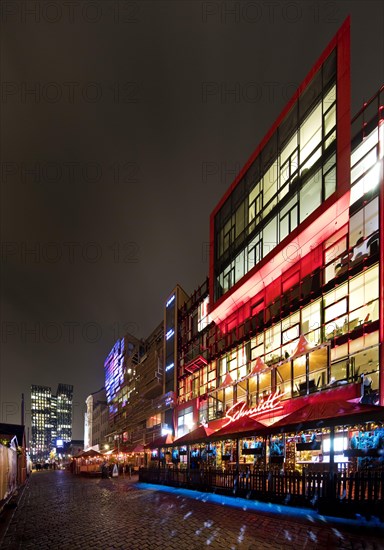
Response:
139,409,384,518
71,446,145,477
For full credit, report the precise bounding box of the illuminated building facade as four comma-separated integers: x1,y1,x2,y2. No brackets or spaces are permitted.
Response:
164,286,188,434
55,383,74,444
105,324,172,454
30,383,73,463
85,387,108,450
104,332,143,427
173,19,384,468
31,385,52,463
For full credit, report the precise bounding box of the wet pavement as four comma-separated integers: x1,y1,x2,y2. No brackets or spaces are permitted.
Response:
1,470,384,549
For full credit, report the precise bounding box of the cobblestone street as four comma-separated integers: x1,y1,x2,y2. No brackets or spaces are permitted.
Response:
1,470,384,549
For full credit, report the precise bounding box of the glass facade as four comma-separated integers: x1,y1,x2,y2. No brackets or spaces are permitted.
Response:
214,52,337,301
30,383,73,463
178,93,383,423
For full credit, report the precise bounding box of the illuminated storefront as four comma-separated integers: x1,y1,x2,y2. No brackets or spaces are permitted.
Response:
172,19,384,476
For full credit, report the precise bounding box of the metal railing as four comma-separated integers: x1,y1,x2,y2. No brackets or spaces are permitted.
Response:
139,467,384,518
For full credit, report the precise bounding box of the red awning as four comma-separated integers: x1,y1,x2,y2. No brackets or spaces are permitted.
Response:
270,400,384,432
211,415,269,439
217,372,234,390
144,434,174,450
290,334,313,359
173,425,215,445
247,357,267,377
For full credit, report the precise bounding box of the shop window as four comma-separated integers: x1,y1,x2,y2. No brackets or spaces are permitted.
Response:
224,386,234,413
281,313,300,357
308,347,327,389
248,376,258,406
330,358,349,383
300,168,322,223
198,401,208,425
351,346,379,383
219,356,227,377
282,323,300,345
293,356,307,395
324,235,348,283
250,333,264,361
258,371,272,401
301,299,321,345
265,323,281,364
324,297,348,339
177,407,194,437
275,361,292,398
228,350,238,374
324,283,348,339
208,395,220,420
349,331,379,356
236,380,247,403
349,208,364,249
349,265,379,329
364,198,379,242
207,362,216,392
199,366,208,395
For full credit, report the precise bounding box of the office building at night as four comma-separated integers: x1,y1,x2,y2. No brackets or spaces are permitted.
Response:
30,383,74,463
168,18,384,472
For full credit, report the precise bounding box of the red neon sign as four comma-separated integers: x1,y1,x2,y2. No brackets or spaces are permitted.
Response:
222,391,285,427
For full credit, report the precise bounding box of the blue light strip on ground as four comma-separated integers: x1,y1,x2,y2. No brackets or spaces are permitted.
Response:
136,482,384,529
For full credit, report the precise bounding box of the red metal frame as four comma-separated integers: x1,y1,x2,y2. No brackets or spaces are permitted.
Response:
209,17,351,317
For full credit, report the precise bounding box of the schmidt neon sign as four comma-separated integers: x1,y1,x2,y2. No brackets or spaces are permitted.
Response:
222,391,285,427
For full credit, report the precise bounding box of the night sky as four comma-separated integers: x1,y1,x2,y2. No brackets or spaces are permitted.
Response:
1,1,383,440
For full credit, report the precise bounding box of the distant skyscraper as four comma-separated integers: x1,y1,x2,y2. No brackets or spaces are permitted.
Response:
55,383,74,444
30,383,73,463
30,385,52,463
